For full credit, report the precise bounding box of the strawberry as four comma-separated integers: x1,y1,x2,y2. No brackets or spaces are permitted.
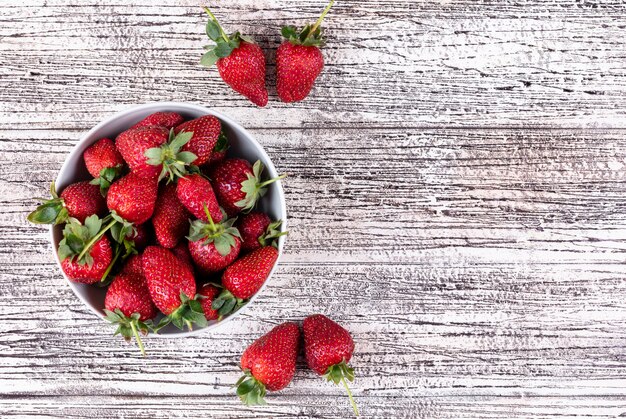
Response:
236,322,300,405
152,183,189,248
200,8,268,107
116,125,169,179
126,223,151,251
213,246,278,316
142,246,206,330
107,173,158,225
104,271,157,355
121,253,144,276
83,138,125,193
174,115,221,166
57,215,113,284
171,241,194,272
303,314,358,416
206,130,229,166
176,174,223,223
237,212,287,252
187,209,241,274
27,181,106,225
132,112,185,130
209,159,285,216
277,1,334,103
198,283,220,321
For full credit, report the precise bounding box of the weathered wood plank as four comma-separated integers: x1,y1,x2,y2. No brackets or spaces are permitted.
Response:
1,1,626,128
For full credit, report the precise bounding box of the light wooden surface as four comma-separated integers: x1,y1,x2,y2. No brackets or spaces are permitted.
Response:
1,1,626,418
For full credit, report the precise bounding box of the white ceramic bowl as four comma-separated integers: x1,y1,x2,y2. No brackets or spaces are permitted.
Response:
51,102,287,336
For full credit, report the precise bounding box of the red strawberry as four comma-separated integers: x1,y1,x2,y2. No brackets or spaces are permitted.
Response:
152,183,189,248
206,130,229,166
303,314,358,415
126,223,151,251
27,181,106,225
276,1,334,102
188,211,241,274
132,112,185,130
121,253,144,276
116,125,169,179
171,241,194,272
201,8,268,107
176,174,223,223
213,246,278,317
104,271,157,355
174,115,221,166
142,246,206,330
198,283,220,321
57,216,113,284
83,138,125,193
210,159,285,216
107,173,158,225
236,322,300,405
237,212,286,252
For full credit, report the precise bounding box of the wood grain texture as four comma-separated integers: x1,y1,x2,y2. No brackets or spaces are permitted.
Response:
2,0,626,417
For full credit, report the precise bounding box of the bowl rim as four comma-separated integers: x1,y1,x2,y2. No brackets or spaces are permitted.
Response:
50,102,287,337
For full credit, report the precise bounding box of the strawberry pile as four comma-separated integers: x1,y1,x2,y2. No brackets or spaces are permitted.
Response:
28,111,287,355
236,315,359,416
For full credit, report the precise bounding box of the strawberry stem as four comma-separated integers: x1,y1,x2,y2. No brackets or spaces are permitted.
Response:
100,246,122,282
258,173,287,188
341,376,359,416
77,218,117,262
203,6,230,43
311,0,335,33
130,321,146,356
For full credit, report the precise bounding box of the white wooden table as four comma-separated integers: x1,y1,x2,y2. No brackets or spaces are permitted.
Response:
2,1,626,417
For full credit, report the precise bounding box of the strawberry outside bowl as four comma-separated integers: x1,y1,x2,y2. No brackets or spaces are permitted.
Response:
51,102,287,336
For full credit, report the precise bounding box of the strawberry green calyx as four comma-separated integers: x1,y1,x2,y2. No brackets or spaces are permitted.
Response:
201,6,254,68
214,130,229,153
324,360,359,416
58,215,105,266
211,288,246,318
27,182,69,225
188,206,241,256
104,308,151,356
259,219,288,248
90,165,123,196
158,291,208,331
145,129,198,182
235,369,268,406
236,160,287,212
281,0,335,47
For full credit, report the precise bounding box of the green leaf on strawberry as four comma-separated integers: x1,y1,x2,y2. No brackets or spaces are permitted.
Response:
236,160,287,213
281,0,334,47
187,206,241,257
104,308,151,356
145,129,198,183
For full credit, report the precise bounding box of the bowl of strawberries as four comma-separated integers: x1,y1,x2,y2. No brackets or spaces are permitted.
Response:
28,102,287,352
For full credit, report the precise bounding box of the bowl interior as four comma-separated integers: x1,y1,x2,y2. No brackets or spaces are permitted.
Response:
52,103,286,336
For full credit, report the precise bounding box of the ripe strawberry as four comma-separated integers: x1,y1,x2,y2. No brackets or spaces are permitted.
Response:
236,322,300,405
176,174,223,223
174,115,221,166
57,215,113,284
209,159,285,216
27,181,106,225
198,283,220,321
104,271,157,355
206,130,229,166
152,183,189,248
171,241,194,272
142,246,206,330
303,314,358,416
116,125,169,179
121,253,144,276
237,212,287,252
126,223,151,251
277,1,334,103
188,210,241,274
213,246,278,316
132,112,185,130
83,138,125,193
201,8,268,107
107,173,158,225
